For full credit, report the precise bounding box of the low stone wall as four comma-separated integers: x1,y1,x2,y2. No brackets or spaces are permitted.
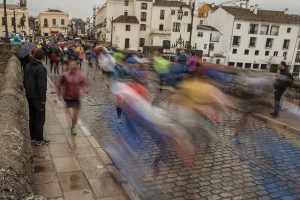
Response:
202,66,300,108
0,44,34,199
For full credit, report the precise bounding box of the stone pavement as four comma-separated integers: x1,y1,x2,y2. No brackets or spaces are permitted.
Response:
31,78,139,200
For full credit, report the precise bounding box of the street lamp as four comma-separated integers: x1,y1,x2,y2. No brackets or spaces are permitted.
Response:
103,16,114,47
172,33,185,49
177,1,195,49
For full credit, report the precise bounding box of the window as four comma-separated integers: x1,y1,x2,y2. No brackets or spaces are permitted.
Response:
209,43,214,51
204,44,207,49
187,23,192,32
260,25,269,35
141,12,147,21
232,49,237,54
244,49,249,55
283,52,287,58
11,17,15,26
266,38,273,48
126,25,130,31
245,63,251,68
61,19,65,25
295,51,300,63
184,11,188,16
160,10,165,20
249,24,258,34
52,19,56,25
139,38,145,47
140,24,146,31
199,20,203,25
265,51,270,56
283,39,290,49
172,22,180,32
293,65,300,76
287,27,291,33
141,3,147,9
124,0,128,6
163,40,171,49
2,17,5,25
232,36,240,46
236,23,241,29
44,19,48,27
237,62,243,68
261,64,267,69
274,51,278,56
159,24,163,31
249,37,257,47
228,62,235,66
255,50,259,55
125,38,130,48
197,32,203,37
270,25,279,36
171,10,175,15
253,64,259,69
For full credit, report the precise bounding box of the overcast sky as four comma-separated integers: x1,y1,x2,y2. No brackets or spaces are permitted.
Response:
5,0,300,19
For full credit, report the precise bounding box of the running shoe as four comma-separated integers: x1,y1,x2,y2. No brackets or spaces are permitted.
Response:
34,139,50,146
71,127,77,135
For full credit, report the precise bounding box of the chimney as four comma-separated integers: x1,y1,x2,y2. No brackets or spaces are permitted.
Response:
250,6,254,11
212,3,215,8
284,8,289,15
253,4,258,15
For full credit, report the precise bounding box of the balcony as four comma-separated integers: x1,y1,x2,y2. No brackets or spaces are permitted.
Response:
51,24,59,28
150,28,171,35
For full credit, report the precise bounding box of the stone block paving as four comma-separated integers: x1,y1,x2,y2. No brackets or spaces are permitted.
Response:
79,76,300,200
31,85,130,200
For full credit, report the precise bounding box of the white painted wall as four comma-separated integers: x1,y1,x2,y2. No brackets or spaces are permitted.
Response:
114,23,139,49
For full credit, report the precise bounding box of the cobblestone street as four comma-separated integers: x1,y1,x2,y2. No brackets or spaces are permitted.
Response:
77,66,300,200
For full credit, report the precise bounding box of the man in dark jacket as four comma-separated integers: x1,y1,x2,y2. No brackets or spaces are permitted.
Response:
270,61,294,117
24,50,50,146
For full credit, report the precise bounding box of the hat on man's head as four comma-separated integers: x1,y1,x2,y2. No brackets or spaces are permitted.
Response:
180,50,185,55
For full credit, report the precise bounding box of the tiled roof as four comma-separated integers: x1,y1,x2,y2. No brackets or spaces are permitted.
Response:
0,4,27,10
153,0,188,7
46,9,63,12
197,25,219,32
221,6,300,24
113,15,139,24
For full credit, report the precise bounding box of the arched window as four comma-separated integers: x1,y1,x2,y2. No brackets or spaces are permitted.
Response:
173,22,180,32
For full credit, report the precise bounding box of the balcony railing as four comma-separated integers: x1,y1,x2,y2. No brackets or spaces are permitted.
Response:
150,28,171,34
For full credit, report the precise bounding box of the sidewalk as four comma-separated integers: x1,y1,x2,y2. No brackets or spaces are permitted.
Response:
31,78,138,200
226,94,300,134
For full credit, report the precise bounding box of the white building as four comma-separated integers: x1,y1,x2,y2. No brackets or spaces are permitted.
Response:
95,0,199,51
195,25,226,64
204,5,300,73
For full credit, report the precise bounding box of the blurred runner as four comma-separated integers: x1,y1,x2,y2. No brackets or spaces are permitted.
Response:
56,54,89,135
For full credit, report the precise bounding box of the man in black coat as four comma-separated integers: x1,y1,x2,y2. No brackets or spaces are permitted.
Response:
24,50,50,146
270,61,294,117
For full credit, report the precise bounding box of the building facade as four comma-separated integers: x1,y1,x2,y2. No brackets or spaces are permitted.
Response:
204,5,300,74
0,4,29,36
38,9,69,36
95,0,199,51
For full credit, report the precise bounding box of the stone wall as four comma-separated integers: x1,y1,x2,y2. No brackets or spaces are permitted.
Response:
200,66,300,108
0,43,34,199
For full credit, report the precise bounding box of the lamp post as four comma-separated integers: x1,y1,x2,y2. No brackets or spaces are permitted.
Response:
172,33,185,49
177,1,195,49
86,17,90,38
3,0,9,42
103,16,113,47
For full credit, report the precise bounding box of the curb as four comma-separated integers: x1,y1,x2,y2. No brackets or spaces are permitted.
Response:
226,104,300,134
47,76,141,200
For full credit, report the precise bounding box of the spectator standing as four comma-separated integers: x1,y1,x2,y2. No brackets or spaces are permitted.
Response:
270,61,294,117
23,50,50,146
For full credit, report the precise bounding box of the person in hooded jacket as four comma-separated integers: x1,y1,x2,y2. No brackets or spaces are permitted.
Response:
24,50,50,146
